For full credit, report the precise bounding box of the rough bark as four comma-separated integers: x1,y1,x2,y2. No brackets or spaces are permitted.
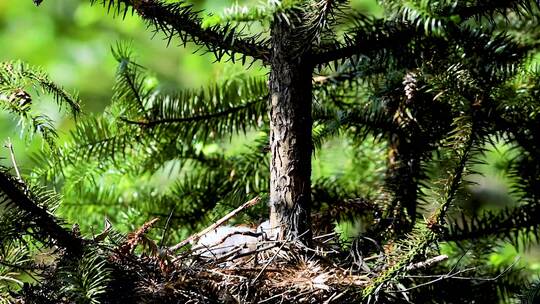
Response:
386,136,421,231
268,19,313,243
384,79,421,233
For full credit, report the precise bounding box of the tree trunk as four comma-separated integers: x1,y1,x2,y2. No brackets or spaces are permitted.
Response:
268,19,313,244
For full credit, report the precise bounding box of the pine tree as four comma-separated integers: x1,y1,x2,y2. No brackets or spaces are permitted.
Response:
1,0,540,303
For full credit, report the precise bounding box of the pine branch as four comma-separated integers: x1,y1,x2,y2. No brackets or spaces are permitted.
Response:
34,64,268,180
82,0,271,63
213,1,297,25
41,133,269,239
67,115,137,162
312,20,418,66
312,54,400,87
0,61,80,116
111,47,268,141
313,0,533,70
311,179,381,233
0,61,80,147
381,0,539,26
362,226,437,299
0,171,84,255
121,97,265,127
131,80,268,141
301,0,348,46
429,117,476,227
362,113,478,299
313,106,395,147
58,251,112,303
450,0,540,22
111,45,151,119
446,200,540,246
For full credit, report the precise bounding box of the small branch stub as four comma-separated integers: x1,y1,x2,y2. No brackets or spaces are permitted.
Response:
4,138,22,182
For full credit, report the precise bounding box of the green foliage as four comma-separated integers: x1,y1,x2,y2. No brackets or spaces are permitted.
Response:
58,252,112,304
520,279,540,304
86,0,271,64
27,44,270,241
0,61,80,147
0,243,31,303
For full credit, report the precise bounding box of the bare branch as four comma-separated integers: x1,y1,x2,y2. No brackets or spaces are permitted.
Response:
405,255,448,272
4,138,22,182
392,257,520,294
169,196,260,252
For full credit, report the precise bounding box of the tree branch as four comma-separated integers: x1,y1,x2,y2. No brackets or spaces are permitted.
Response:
311,22,417,66
86,0,271,63
446,200,540,243
120,97,266,127
0,171,85,255
450,0,540,21
4,139,22,182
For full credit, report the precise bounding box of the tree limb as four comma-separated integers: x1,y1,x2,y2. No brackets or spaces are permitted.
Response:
0,171,85,255
85,0,271,63
311,22,417,66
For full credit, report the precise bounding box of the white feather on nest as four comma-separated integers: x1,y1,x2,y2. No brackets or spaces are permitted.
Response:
194,220,281,259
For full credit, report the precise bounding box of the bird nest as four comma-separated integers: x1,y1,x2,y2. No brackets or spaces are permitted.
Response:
77,197,445,303
100,197,374,304
112,228,371,304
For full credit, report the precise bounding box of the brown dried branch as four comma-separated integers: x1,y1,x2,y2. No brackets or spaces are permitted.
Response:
170,196,260,252
117,217,160,256
405,254,448,272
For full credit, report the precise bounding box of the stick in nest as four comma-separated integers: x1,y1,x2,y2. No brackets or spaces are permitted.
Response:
170,197,261,252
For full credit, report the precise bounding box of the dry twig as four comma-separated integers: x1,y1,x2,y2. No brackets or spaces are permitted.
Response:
170,197,260,252
4,138,22,181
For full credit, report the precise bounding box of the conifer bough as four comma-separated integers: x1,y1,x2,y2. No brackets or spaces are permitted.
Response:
91,0,271,63
0,171,85,255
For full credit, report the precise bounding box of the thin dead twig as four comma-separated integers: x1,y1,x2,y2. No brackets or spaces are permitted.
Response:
390,257,520,293
324,290,348,304
224,243,279,262
405,255,448,271
259,290,289,303
251,238,290,284
4,138,22,181
221,267,280,273
313,232,337,240
204,268,248,281
170,197,260,252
